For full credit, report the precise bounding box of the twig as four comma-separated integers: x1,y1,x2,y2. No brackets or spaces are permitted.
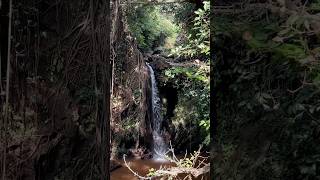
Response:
287,70,314,94
123,154,152,180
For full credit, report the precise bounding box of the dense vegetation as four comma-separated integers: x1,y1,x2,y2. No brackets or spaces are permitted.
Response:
126,5,179,52
213,1,320,179
119,1,211,153
116,1,211,178
162,1,210,147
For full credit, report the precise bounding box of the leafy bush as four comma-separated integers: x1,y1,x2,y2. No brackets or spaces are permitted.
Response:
164,63,210,146
172,1,210,58
126,5,179,52
213,1,320,179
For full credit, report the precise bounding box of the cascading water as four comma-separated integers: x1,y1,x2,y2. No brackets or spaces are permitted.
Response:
146,63,167,161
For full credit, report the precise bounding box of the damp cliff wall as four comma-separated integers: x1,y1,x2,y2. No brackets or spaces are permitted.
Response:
110,0,153,159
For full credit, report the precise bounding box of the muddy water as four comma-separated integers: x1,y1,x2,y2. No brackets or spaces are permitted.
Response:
111,158,210,180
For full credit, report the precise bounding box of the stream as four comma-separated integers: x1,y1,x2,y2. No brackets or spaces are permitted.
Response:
111,158,171,180
111,158,210,180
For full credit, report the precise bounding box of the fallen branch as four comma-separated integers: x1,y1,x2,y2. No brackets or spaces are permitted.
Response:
123,142,210,179
155,163,210,178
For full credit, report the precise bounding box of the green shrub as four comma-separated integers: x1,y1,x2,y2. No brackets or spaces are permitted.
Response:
171,1,210,58
126,5,179,52
164,63,210,146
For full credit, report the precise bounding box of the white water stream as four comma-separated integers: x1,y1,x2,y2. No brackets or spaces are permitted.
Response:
146,63,167,161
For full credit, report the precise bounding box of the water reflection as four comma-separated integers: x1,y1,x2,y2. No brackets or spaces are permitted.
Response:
111,158,209,180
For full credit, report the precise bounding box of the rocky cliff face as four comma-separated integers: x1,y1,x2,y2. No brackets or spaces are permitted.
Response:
110,0,154,159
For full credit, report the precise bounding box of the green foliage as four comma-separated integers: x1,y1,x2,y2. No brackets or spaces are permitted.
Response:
164,66,209,85
164,63,210,146
123,0,211,161
310,0,320,11
173,3,196,24
147,168,156,177
213,1,320,179
126,5,179,51
172,1,210,58
176,150,201,168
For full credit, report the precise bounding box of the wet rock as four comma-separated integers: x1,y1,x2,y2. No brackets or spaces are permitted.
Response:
148,55,172,70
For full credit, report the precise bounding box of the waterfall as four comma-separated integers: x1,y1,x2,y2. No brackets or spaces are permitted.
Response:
146,63,167,161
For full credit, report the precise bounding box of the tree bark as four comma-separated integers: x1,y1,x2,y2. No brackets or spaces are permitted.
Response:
2,0,12,178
